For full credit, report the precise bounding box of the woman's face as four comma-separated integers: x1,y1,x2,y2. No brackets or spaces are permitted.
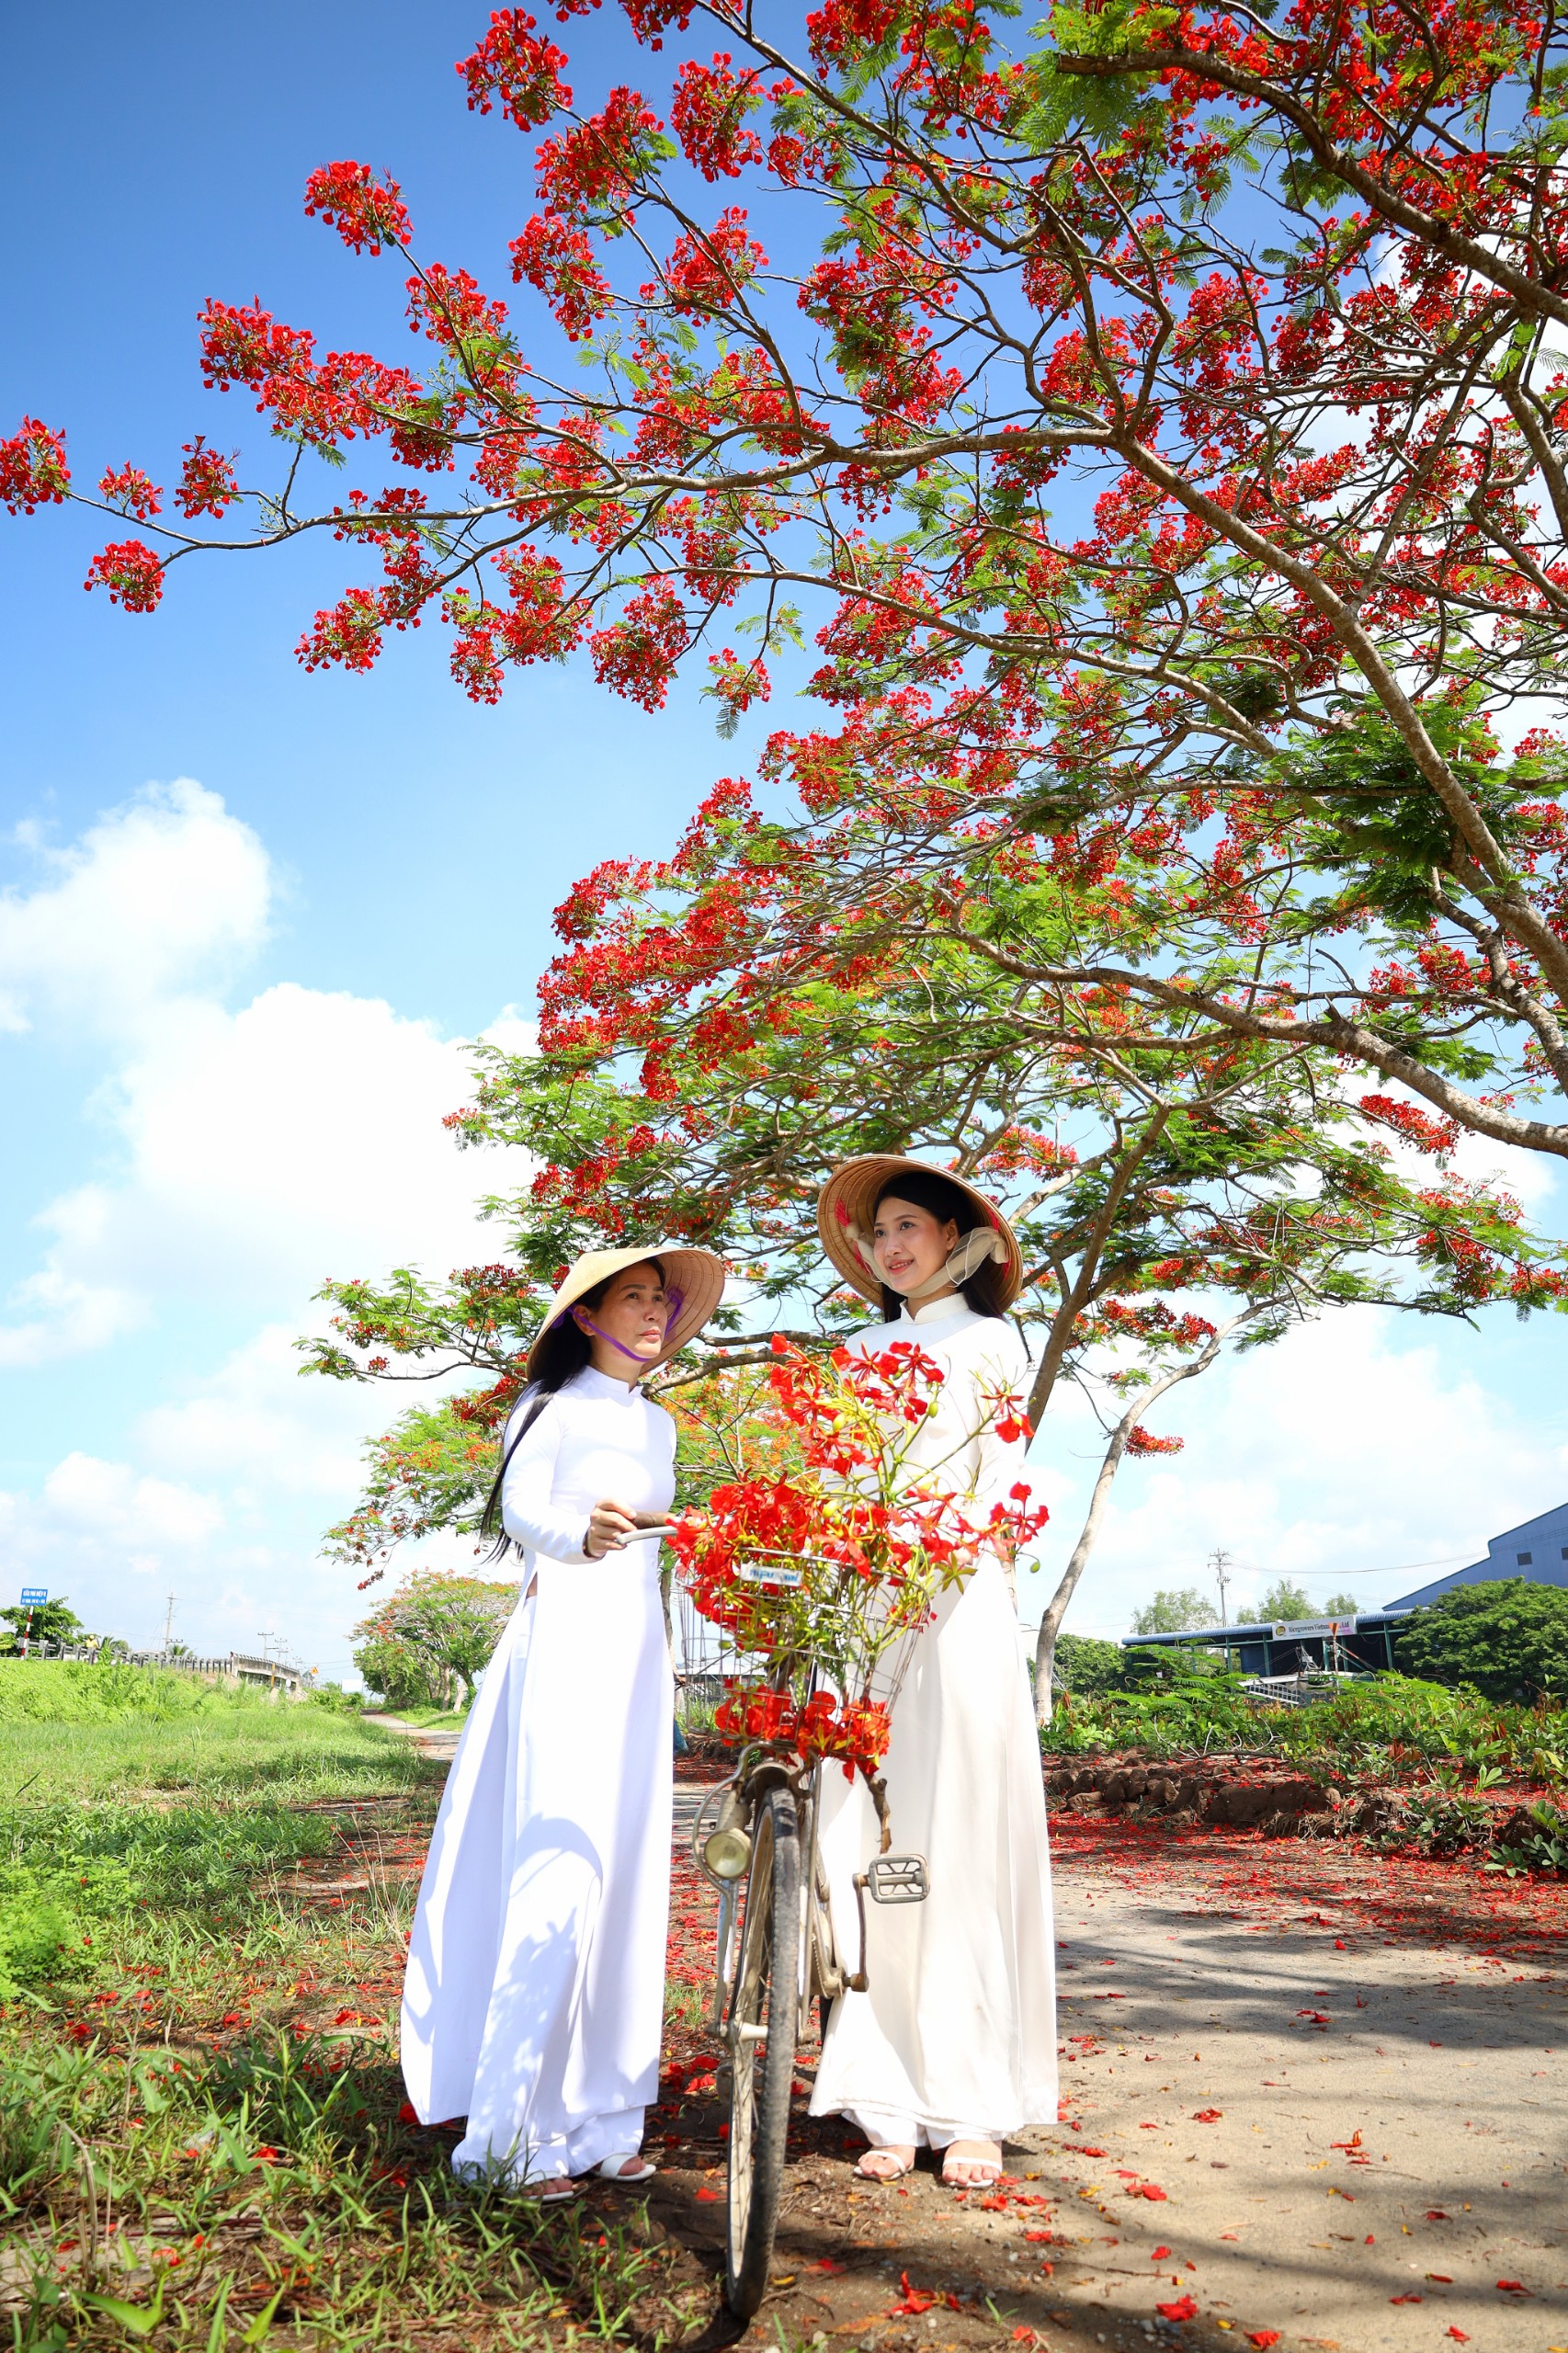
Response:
870,1196,960,1297
575,1263,670,1377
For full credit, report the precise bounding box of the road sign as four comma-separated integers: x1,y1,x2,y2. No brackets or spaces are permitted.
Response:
19,1587,47,1606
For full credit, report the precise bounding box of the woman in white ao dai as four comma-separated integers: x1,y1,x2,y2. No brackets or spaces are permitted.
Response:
400,1245,722,2196
808,1163,1058,2188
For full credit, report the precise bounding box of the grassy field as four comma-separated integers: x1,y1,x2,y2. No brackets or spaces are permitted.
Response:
0,1675,701,2351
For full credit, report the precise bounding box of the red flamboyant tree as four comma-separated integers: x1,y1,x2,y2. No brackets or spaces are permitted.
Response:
6,0,1568,1160
309,835,1565,1708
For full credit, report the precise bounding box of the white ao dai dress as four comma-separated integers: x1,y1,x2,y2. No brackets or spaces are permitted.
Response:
400,1368,675,2180
808,1298,1058,2149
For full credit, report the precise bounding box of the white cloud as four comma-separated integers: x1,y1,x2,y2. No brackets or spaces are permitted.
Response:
0,779,520,1664
0,784,505,1363
1020,1309,1568,1638
0,779,270,1038
137,1323,403,1502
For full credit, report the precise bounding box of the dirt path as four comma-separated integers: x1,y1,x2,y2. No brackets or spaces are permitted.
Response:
367,1711,463,1764
378,1732,1568,2350
655,1804,1568,2353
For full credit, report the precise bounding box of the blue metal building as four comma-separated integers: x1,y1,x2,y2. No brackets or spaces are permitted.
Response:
1382,1502,1568,1608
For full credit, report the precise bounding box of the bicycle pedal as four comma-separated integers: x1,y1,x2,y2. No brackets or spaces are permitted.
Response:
865,1852,929,1904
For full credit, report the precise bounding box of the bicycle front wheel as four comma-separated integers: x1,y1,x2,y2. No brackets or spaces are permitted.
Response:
724,1782,801,2320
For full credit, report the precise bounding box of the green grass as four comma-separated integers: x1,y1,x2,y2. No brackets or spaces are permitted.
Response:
0,1706,708,2349
2,1702,428,1809
0,1659,268,1724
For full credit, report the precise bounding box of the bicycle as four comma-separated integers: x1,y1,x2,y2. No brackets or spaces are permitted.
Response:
680,1557,930,2321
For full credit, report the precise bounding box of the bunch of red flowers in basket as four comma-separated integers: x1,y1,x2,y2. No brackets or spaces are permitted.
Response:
669,1339,1047,1782
712,1685,894,1779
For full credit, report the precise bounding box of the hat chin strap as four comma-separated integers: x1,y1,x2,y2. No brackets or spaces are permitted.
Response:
553,1308,665,1367
903,1227,1006,1303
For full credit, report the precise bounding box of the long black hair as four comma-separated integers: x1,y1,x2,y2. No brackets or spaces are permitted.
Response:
478,1257,666,1557
871,1171,1007,1323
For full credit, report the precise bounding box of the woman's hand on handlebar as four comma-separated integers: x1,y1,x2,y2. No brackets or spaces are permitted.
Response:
585,1499,639,1558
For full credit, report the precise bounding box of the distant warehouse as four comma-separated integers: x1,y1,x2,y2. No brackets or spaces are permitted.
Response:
1121,1500,1568,1680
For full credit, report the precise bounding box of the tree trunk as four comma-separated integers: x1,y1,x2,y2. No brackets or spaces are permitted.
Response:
1032,1312,1255,1725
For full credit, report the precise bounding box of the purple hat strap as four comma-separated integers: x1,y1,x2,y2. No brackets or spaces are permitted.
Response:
548,1280,684,1364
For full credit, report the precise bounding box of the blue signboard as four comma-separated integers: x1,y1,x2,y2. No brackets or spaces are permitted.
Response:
19,1587,47,1605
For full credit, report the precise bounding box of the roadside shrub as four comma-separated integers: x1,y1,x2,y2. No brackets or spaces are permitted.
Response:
1051,1636,1130,1696
1040,1667,1568,1777
1488,1800,1568,1876
1394,1579,1568,1701
305,1680,366,1714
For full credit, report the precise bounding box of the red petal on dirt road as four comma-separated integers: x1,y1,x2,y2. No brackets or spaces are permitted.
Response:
1192,2109,1223,2122
1446,2332,1469,2343
1390,2293,1423,2304
1156,2295,1199,2322
695,2188,722,2202
1247,2335,1281,2348
890,2273,937,2315
1425,2210,1449,2221
814,2257,847,2274
1495,2280,1530,2294
1131,2184,1168,2200
1152,2247,1171,2260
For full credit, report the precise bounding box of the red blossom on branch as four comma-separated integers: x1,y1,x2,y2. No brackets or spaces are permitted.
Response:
85,540,165,612
175,438,239,517
457,9,574,127
97,462,162,520
304,160,415,256
0,416,69,514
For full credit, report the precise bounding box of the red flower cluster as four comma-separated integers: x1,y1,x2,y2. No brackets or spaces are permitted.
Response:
176,438,239,518
671,1339,1046,1790
0,415,70,515
304,161,415,256
457,9,574,130
713,1683,893,1779
98,462,161,520
84,540,165,612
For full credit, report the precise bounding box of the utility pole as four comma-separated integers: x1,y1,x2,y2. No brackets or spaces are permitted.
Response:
162,1592,176,1657
1209,1548,1234,1627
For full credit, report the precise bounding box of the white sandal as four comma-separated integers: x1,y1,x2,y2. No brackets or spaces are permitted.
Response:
597,2154,657,2184
533,2175,580,2204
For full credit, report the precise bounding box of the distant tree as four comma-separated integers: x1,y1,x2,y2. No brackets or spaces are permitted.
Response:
1394,1581,1568,1703
1323,1593,1360,1620
352,1569,515,1710
1129,1588,1216,1636
0,1598,85,1654
1051,1635,1128,1697
1258,1581,1313,1624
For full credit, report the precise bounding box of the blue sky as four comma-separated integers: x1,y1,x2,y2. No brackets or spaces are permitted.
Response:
2,0,1564,1676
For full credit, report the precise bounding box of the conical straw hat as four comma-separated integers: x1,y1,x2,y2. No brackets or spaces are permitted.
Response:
525,1245,725,1379
817,1156,1024,1309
